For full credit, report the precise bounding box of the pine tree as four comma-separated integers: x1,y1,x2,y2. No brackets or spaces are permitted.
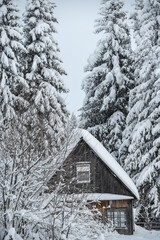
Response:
0,0,28,123
121,0,160,224
24,0,69,153
80,0,134,160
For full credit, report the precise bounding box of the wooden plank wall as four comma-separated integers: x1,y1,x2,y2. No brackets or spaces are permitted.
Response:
87,200,133,235
55,139,135,198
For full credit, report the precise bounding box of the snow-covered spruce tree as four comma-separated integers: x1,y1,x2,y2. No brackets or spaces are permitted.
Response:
23,0,69,153
121,0,160,225
0,0,28,123
80,0,134,160
119,0,145,167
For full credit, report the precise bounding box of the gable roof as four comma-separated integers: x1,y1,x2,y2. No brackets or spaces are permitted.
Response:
70,128,139,200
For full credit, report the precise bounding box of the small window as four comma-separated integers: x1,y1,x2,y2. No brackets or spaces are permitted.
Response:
76,163,90,183
107,208,127,229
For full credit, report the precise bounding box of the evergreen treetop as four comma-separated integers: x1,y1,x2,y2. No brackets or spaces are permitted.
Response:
80,0,134,159
24,0,69,151
0,0,28,122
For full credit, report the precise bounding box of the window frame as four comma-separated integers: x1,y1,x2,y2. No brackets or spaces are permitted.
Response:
107,208,127,229
76,162,90,184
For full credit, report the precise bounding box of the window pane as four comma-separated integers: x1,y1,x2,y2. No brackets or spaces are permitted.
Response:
107,209,127,229
121,211,125,217
76,163,90,183
77,165,90,171
107,211,113,219
77,171,89,182
121,221,126,228
115,219,121,228
114,211,118,218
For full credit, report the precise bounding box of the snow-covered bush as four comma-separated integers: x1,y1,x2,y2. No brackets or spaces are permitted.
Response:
64,208,114,240
39,193,114,240
0,117,78,240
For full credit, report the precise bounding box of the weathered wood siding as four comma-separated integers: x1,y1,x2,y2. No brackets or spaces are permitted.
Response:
50,139,134,197
88,200,133,235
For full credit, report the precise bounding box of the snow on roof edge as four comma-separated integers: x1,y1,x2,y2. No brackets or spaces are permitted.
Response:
42,193,134,209
76,193,134,201
77,128,139,200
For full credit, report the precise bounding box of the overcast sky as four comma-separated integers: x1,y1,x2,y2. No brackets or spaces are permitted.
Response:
18,0,135,116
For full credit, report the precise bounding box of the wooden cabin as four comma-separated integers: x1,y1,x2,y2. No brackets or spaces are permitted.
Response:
49,129,139,235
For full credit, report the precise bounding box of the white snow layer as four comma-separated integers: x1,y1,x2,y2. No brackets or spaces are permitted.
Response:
76,129,139,200
110,226,159,240
70,193,134,201
42,193,134,209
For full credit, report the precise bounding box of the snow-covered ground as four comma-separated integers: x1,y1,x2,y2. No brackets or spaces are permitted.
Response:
105,226,160,240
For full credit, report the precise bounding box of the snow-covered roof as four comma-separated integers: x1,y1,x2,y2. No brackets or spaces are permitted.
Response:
73,193,134,201
72,129,139,200
42,193,134,209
